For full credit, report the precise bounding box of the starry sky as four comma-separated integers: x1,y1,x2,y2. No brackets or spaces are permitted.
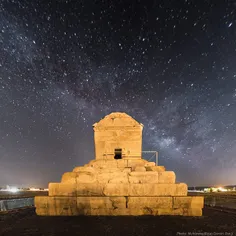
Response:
0,0,236,188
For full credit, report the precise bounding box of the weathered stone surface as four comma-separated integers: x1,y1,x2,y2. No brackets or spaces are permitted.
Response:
183,208,202,216
102,160,119,168
49,183,76,197
35,208,48,216
96,172,127,183
156,208,184,216
35,196,48,209
158,171,176,184
76,183,105,196
73,166,96,173
93,113,143,160
128,183,187,196
86,160,106,168
76,208,143,216
129,171,158,176
35,197,78,216
77,173,97,183
35,196,203,216
103,183,129,196
122,167,132,173
134,166,146,172
61,172,78,184
77,197,126,209
144,162,156,167
128,176,142,184
96,173,113,183
128,197,172,208
128,171,159,184
173,196,204,208
175,183,188,196
127,159,147,169
109,175,129,184
75,208,186,216
103,183,187,196
98,167,123,173
146,166,165,172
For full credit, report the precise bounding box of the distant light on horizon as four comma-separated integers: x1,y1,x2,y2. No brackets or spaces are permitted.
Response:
8,187,19,193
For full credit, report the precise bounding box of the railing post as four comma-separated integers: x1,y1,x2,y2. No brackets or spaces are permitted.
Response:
156,152,158,165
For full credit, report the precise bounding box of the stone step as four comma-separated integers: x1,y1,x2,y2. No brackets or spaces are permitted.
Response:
35,196,203,216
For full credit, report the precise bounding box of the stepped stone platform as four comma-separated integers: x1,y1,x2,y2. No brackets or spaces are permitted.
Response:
35,112,203,216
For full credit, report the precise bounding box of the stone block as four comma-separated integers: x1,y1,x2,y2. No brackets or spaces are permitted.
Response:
76,208,144,216
35,207,48,216
158,171,176,184
103,183,187,196
128,172,159,184
128,183,187,196
75,207,185,216
103,183,129,196
77,196,126,209
128,176,142,184
129,171,158,176
73,166,96,173
128,184,166,196
61,172,78,184
134,166,146,172
117,159,128,168
49,183,76,197
127,197,172,208
175,183,188,196
48,197,78,216
76,183,105,196
109,175,129,184
34,196,48,209
77,173,97,183
103,160,119,168
96,172,127,183
146,166,165,172
156,208,184,216
173,196,204,208
86,160,105,168
127,159,146,169
183,208,202,216
97,167,122,173
35,197,78,216
144,162,156,167
123,167,132,173
96,173,113,183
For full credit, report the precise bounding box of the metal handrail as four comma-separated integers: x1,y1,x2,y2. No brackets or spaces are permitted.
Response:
142,151,158,165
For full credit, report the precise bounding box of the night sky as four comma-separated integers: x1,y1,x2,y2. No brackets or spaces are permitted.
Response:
0,0,236,188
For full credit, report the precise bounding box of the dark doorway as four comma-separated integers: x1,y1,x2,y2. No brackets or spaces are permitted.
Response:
114,148,122,159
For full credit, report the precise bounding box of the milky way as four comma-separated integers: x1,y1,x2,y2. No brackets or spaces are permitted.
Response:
0,0,236,187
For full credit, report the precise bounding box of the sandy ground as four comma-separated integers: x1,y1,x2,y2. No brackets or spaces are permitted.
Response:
0,207,235,236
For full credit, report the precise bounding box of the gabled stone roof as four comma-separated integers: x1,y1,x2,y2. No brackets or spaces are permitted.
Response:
93,112,143,127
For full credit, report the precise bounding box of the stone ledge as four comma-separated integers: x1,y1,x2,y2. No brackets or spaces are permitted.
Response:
128,172,159,184
35,196,203,216
77,196,126,209
127,196,172,208
173,196,204,208
103,183,187,196
158,171,176,184
35,196,78,216
49,183,76,197
61,172,78,184
146,166,165,172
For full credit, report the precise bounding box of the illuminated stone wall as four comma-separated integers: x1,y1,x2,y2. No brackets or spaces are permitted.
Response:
93,113,143,160
35,112,204,216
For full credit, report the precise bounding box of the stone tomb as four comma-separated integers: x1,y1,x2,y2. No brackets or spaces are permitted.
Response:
35,112,204,216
